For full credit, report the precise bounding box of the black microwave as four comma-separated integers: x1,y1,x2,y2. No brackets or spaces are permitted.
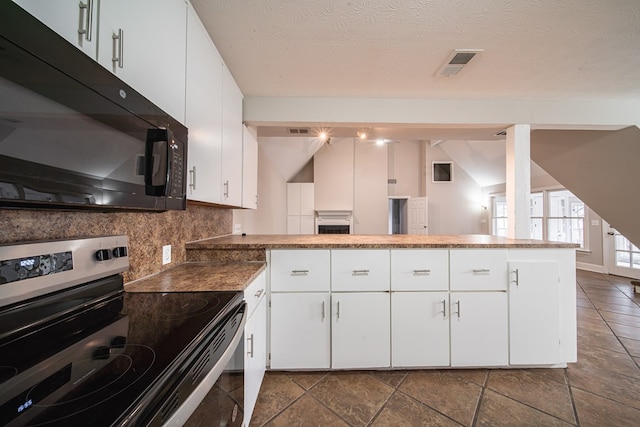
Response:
0,3,187,211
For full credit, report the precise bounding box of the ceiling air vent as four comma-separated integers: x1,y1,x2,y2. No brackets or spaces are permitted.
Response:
287,127,310,135
436,49,483,77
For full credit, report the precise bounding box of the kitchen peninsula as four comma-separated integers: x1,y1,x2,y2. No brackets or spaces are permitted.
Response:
187,234,577,370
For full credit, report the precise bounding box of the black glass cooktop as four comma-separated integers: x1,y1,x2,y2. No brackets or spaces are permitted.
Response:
0,276,243,426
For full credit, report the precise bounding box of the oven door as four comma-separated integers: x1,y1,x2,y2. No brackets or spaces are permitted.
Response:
160,304,247,426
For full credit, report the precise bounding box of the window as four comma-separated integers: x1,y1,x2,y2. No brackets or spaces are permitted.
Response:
490,189,586,248
492,196,507,237
547,189,585,248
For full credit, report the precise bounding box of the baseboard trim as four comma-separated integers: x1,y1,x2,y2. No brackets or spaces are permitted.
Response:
577,262,605,273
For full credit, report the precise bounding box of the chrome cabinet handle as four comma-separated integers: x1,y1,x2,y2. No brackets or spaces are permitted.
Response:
472,269,490,274
352,269,370,275
291,269,309,275
112,28,124,69
254,289,264,298
223,180,229,198
321,300,325,321
512,268,519,286
336,301,340,319
247,333,254,358
78,0,93,41
454,300,460,318
189,166,196,191
441,299,446,318
413,269,431,275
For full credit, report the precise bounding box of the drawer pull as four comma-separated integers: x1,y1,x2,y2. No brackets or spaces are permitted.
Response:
413,269,431,275
291,269,309,275
352,269,370,275
254,289,264,298
472,269,491,274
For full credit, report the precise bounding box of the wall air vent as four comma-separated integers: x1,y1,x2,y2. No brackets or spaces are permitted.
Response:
436,49,483,77
493,130,507,136
287,128,310,135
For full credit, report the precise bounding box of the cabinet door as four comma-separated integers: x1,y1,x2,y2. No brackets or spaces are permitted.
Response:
450,249,508,291
245,295,266,425
300,183,315,215
220,65,244,207
270,250,330,292
450,292,508,367
332,293,390,369
13,0,98,57
391,249,449,291
242,125,258,209
287,183,301,216
286,216,301,235
270,293,330,369
185,5,223,203
300,215,316,234
392,292,449,367
98,0,187,123
509,261,561,365
331,250,390,291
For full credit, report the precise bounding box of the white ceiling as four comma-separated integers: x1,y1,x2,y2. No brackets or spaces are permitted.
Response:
191,0,640,185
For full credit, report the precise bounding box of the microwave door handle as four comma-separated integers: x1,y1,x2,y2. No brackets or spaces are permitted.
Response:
144,129,171,196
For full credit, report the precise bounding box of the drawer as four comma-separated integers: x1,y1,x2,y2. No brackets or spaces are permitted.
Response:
450,249,508,291
244,270,266,317
331,250,390,291
391,249,449,291
270,250,330,292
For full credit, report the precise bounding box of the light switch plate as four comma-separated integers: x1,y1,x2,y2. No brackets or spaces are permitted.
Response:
162,245,171,265
233,224,242,234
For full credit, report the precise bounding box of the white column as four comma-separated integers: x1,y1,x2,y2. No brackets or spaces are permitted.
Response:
506,124,531,239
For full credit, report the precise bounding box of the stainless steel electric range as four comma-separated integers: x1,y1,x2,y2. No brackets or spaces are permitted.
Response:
0,236,246,426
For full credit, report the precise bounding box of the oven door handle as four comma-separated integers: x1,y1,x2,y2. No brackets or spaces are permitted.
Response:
161,305,248,426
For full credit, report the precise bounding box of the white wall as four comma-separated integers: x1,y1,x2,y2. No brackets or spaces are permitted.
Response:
233,143,287,234
426,144,483,234
314,138,355,211
354,141,388,234
388,141,423,197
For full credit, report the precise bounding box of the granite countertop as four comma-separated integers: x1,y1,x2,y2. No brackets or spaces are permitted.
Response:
125,261,266,293
186,234,580,249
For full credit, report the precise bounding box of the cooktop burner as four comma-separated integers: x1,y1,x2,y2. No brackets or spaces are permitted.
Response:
0,285,243,426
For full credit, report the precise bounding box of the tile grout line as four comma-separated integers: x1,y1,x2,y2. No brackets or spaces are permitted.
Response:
365,371,407,426
469,371,488,427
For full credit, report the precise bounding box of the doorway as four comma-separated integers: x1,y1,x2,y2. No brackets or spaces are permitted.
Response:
604,222,640,280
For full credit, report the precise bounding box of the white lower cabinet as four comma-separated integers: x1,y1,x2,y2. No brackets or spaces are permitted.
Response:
244,271,267,426
509,260,561,365
391,292,449,367
332,292,390,369
450,292,508,367
270,293,331,369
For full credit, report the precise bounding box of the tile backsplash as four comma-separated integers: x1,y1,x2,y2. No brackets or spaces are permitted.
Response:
0,204,232,283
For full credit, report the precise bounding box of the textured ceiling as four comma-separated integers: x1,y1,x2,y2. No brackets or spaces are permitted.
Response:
191,0,640,100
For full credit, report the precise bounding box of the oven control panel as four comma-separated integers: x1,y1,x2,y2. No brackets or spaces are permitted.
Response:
0,236,129,308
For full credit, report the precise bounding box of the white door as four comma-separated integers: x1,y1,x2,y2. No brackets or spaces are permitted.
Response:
13,0,98,57
605,223,640,280
391,292,449,367
450,292,508,367
332,292,390,369
270,293,330,369
509,261,561,365
408,197,428,234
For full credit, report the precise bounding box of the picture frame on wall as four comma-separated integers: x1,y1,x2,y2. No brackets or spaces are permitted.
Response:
432,161,453,183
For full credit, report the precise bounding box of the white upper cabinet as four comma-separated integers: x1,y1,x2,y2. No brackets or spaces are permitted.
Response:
97,0,187,123
13,0,98,57
221,65,244,207
185,4,223,204
242,125,259,209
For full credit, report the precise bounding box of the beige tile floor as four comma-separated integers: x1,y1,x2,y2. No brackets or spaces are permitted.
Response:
249,270,640,426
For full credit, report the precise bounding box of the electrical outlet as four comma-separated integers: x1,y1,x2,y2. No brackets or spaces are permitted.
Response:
162,245,171,265
233,223,242,235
